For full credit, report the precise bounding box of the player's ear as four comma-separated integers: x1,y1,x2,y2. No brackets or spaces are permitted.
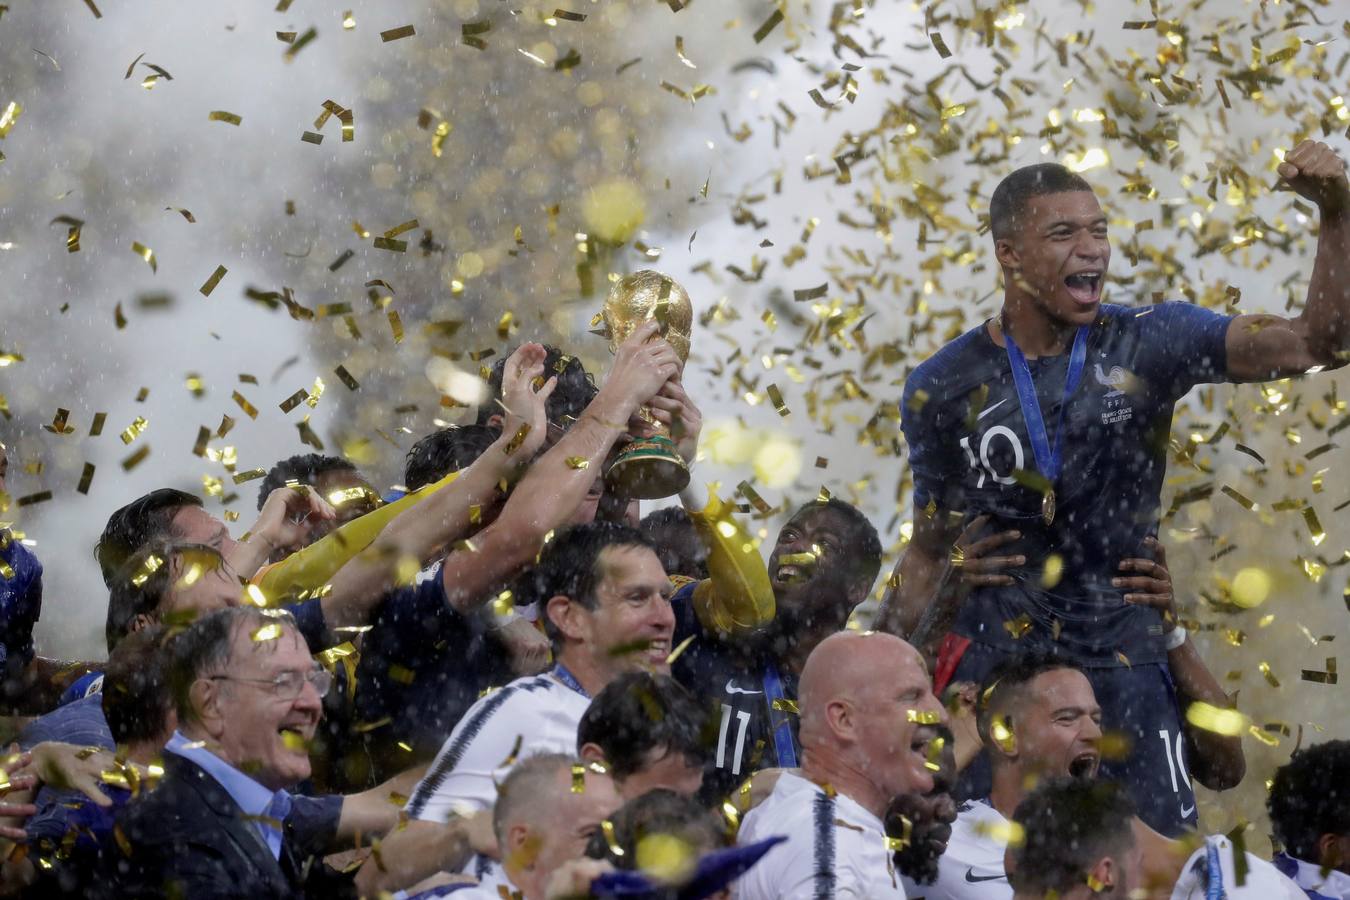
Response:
1085,855,1114,892
994,236,1021,273
825,698,854,741
578,742,607,766
546,594,588,644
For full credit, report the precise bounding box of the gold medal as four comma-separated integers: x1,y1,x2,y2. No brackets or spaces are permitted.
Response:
1042,489,1056,526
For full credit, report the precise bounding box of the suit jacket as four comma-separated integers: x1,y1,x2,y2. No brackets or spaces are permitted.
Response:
109,752,354,900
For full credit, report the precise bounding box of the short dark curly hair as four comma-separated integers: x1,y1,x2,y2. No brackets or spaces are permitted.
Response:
1269,739,1350,861
404,424,500,492
475,343,597,429
1009,778,1136,895
256,453,359,510
577,672,710,780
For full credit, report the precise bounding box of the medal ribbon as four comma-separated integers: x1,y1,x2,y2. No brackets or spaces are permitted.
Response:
1003,324,1090,503
551,663,590,699
762,662,799,768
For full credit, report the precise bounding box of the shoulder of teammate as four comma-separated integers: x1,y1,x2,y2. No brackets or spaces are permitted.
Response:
405,673,563,821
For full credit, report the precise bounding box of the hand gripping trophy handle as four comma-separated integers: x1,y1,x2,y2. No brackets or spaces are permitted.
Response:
601,270,694,500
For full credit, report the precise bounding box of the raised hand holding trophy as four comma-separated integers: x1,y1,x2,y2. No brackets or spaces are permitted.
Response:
601,269,694,500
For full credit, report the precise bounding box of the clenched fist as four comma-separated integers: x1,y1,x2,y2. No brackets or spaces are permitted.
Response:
1279,139,1350,214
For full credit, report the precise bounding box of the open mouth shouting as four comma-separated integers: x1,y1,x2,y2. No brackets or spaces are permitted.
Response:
1068,747,1100,779
1063,270,1103,307
773,551,819,587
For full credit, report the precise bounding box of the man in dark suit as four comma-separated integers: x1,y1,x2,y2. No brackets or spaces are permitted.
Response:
110,606,355,899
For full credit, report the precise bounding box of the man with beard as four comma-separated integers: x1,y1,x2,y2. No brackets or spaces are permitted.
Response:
669,494,883,799
735,631,947,899
922,653,1105,899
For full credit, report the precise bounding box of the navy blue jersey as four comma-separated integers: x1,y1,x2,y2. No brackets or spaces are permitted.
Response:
670,582,799,802
354,567,514,780
0,530,42,674
902,303,1232,664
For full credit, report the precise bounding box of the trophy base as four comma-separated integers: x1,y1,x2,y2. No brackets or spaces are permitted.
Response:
604,435,690,500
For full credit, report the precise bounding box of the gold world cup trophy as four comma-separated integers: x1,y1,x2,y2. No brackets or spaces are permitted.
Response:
601,269,694,500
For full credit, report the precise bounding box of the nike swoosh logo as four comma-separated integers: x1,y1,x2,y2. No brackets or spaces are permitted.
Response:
977,398,1009,420
965,868,1007,884
1180,804,1196,817
725,680,762,695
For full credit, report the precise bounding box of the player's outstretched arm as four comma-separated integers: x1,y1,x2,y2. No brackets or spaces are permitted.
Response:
1227,139,1350,382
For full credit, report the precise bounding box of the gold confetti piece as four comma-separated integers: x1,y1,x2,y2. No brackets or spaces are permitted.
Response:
192,426,210,457
930,31,953,59
906,708,942,725
601,819,625,856
674,35,697,69
276,31,296,43
328,250,353,271
119,415,148,445
76,462,95,495
373,237,406,252
571,764,587,793
283,27,317,61
1234,443,1265,464
81,0,100,18
251,623,283,642
381,24,415,42
164,206,194,223
313,100,354,142
333,365,359,390
33,49,59,71
1186,701,1248,736
0,101,21,139
752,8,784,43
232,391,259,420
16,491,52,507
1259,661,1280,688
121,445,150,471
279,388,308,413
766,384,790,417
301,131,323,144
114,303,127,329
564,456,590,469
232,469,266,484
1301,658,1338,685
342,11,354,29
129,241,159,273
1220,485,1257,511
207,110,242,126
1302,507,1326,546
771,698,799,714
199,264,227,296
1216,79,1232,109
90,412,106,436
1003,614,1032,640
794,283,828,302
42,408,74,434
553,8,586,21
387,310,403,343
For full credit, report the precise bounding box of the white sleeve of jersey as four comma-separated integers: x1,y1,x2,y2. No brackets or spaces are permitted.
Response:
405,688,534,823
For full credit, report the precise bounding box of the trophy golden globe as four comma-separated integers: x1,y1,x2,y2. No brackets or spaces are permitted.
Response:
602,269,694,500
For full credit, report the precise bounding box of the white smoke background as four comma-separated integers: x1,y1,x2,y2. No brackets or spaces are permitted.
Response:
2,0,1347,846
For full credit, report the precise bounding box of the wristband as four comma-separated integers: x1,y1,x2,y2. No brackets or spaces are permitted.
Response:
1163,624,1188,651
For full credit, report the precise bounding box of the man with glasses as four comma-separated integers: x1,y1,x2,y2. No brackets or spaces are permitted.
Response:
111,606,354,899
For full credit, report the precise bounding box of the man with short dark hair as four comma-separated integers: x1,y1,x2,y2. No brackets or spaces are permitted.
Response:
255,454,380,557
577,671,710,800
639,506,709,580
884,144,1350,835
672,494,883,797
1269,740,1350,899
1007,778,1140,900
111,607,353,899
736,631,947,899
919,653,1104,899
358,520,675,895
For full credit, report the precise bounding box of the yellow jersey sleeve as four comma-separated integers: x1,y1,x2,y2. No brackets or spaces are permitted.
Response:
251,470,461,600
685,490,776,636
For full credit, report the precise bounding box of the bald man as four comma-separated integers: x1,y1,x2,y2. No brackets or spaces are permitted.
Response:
434,753,621,900
735,631,948,899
